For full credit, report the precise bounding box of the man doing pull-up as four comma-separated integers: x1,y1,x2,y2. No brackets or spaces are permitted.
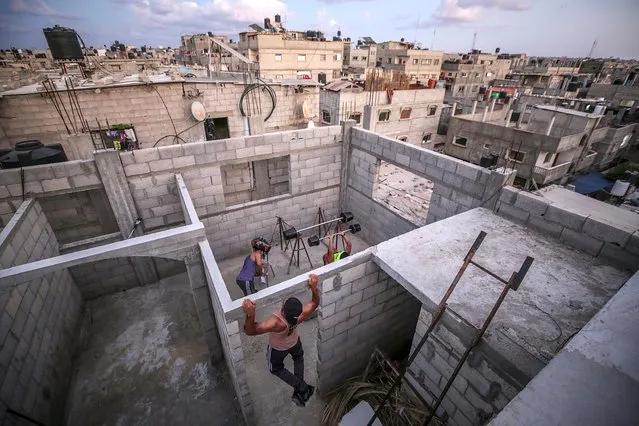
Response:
242,274,320,406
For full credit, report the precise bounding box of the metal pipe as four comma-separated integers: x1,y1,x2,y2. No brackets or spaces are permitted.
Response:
367,231,487,426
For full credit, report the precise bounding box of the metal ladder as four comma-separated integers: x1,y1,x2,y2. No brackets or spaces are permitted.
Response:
367,231,534,426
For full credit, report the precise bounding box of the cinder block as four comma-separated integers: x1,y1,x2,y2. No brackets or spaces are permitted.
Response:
320,308,350,330
560,228,603,256
599,243,639,271
396,153,410,167
124,163,151,176
149,159,173,172
513,192,549,217
527,215,563,238
582,217,632,246
172,156,195,168
544,204,587,231
625,231,639,256
496,202,530,224
437,156,458,173
69,173,101,188
455,162,481,181
498,187,519,205
41,178,71,192
335,290,363,312
132,148,160,163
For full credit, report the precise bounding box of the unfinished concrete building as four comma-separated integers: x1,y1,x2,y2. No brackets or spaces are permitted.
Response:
0,78,320,161
376,41,443,83
0,119,638,426
441,52,512,101
320,81,444,147
444,102,637,187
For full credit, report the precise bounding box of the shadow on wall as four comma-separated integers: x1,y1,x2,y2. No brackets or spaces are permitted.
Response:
68,256,186,300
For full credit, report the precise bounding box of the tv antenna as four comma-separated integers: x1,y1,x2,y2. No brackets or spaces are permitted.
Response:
471,30,477,51
587,38,598,58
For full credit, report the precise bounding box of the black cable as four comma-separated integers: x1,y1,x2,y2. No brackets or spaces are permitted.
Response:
149,84,178,136
238,79,277,121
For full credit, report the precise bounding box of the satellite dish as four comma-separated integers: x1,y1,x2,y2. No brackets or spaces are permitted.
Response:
191,101,206,121
302,101,313,120
307,119,315,129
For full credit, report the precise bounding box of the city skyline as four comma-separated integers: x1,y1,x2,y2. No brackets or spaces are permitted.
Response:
0,0,638,59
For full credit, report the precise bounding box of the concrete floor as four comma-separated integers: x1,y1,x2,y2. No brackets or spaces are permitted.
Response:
65,273,244,426
240,317,322,426
217,233,369,301
373,161,433,226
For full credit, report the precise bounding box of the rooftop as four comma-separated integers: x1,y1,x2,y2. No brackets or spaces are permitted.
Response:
534,104,605,118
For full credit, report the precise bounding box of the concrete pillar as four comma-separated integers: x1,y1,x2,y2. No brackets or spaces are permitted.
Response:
247,115,265,135
362,104,373,130
185,249,223,364
505,110,513,127
94,150,158,285
482,106,489,122
339,120,356,211
516,103,527,128
451,102,458,117
546,115,556,136
485,168,517,211
490,97,497,114
471,100,478,116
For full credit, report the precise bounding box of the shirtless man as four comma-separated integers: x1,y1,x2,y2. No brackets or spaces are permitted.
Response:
242,274,320,406
322,231,353,265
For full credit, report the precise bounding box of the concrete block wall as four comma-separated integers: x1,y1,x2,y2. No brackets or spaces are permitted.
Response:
267,156,290,194
69,256,187,300
409,309,524,426
317,259,422,393
0,160,105,234
0,199,83,425
0,81,320,159
221,162,254,206
495,187,639,271
346,127,508,244
121,126,343,259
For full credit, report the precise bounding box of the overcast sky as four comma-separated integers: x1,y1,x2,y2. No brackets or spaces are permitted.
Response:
1,0,638,59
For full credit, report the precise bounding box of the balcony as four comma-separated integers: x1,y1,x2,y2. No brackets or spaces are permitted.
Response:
533,161,571,185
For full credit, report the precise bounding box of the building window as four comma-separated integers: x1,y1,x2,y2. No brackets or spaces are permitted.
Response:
349,112,362,124
434,59,440,65
320,54,326,61
461,72,468,77
489,60,494,65
387,58,392,64
447,72,452,77
353,56,358,60
275,74,283,80
457,85,465,93
378,110,391,122
486,72,493,77
480,60,485,64
544,152,553,163
471,85,478,92
434,142,445,151
484,143,491,149
453,136,468,147
410,74,417,79
422,133,432,144
431,74,438,79
412,59,419,65
275,54,282,61
322,110,331,123
421,59,432,65
334,53,341,61
475,72,480,77
362,56,367,61
508,150,526,163
398,136,408,142
428,105,437,116
400,107,412,119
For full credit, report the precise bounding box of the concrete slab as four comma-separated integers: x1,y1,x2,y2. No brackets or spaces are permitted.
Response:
65,273,244,426
374,207,631,363
538,186,639,232
216,234,369,301
240,317,322,426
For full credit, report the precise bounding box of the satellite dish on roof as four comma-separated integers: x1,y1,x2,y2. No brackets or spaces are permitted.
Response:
191,101,206,121
302,101,313,119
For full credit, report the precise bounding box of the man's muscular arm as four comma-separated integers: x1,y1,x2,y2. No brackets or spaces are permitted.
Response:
299,274,320,322
242,299,285,335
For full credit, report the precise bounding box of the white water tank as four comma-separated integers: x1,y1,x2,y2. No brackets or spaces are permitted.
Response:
593,105,606,115
611,180,630,197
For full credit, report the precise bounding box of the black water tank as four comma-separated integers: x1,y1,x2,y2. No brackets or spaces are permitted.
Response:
0,140,68,169
275,14,281,23
43,25,83,60
318,73,327,84
479,154,498,168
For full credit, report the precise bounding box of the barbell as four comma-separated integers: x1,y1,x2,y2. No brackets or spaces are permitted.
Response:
283,211,354,241
307,223,362,247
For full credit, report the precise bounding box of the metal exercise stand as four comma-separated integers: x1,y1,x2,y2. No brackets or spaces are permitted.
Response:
317,207,333,238
271,216,293,252
287,236,314,275
367,231,535,426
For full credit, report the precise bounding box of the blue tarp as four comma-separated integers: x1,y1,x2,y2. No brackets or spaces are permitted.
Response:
179,65,195,76
570,172,612,195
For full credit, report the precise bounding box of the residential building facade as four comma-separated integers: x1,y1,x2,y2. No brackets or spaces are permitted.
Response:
441,51,512,100
375,41,443,83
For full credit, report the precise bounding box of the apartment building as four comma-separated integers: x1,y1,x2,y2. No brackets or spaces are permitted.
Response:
375,41,443,83
320,80,445,146
441,50,512,100
444,102,635,187
343,38,378,78
237,29,345,83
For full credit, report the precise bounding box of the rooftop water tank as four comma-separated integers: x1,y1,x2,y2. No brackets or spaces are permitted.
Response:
0,140,68,169
43,25,83,60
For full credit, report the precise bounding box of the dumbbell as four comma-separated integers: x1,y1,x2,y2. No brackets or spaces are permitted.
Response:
283,227,299,241
339,211,354,223
307,223,362,247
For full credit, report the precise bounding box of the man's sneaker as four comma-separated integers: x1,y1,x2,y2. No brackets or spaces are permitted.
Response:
292,390,306,407
301,385,315,403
